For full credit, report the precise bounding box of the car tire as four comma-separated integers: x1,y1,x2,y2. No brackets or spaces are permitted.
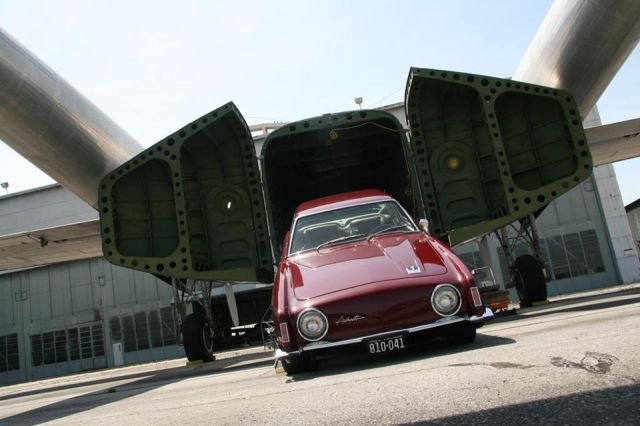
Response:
448,323,477,345
281,354,315,375
183,313,215,362
513,254,547,308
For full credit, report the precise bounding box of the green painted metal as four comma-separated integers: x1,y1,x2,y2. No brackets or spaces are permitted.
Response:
405,68,593,246
98,102,273,283
98,67,594,282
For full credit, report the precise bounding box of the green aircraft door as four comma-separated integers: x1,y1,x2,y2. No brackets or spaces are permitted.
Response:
405,68,592,246
99,103,274,283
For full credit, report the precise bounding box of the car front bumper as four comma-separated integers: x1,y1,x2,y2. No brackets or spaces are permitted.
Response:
275,307,494,360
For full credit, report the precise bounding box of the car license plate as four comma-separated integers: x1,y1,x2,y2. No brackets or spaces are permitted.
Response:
366,334,406,354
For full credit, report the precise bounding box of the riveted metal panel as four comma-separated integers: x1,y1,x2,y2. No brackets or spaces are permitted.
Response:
406,68,592,246
99,102,273,283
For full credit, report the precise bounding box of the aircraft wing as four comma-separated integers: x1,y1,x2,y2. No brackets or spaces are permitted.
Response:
0,220,102,272
586,118,640,166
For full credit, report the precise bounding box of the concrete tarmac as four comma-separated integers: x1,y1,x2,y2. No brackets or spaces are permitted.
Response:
1,287,639,425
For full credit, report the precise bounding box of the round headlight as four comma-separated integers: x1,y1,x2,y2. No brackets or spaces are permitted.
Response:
297,309,328,341
431,284,461,317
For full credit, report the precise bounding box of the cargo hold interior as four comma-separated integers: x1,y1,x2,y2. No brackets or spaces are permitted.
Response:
261,112,417,249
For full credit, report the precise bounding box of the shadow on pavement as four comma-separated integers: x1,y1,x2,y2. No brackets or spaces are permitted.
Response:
0,351,273,425
287,333,515,382
409,383,640,425
284,289,640,382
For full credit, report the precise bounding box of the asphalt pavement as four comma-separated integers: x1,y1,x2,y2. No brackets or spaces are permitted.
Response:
1,286,639,425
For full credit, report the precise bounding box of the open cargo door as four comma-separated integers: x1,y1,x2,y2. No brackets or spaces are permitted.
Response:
405,68,593,246
98,103,273,283
259,109,419,253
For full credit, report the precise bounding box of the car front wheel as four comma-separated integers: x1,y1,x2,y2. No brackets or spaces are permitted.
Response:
281,354,315,375
447,323,477,345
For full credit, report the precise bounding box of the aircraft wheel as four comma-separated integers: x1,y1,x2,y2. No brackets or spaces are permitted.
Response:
513,254,547,308
183,313,216,362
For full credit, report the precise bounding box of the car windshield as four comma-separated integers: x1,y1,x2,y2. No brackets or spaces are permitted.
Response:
289,201,416,254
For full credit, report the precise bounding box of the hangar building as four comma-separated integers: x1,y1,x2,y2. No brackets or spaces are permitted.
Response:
1,103,639,386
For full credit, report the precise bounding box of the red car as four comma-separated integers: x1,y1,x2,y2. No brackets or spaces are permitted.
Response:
273,189,493,374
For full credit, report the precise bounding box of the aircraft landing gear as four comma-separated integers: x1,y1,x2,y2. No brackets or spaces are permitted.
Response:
172,278,218,362
183,313,216,362
513,254,547,308
495,214,549,307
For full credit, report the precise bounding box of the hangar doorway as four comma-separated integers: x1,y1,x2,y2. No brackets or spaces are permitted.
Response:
29,321,106,380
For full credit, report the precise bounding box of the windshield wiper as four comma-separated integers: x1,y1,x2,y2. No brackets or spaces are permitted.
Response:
367,225,412,241
316,234,365,251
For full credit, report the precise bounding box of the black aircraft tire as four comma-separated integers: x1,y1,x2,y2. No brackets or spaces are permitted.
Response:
514,254,547,307
183,313,215,362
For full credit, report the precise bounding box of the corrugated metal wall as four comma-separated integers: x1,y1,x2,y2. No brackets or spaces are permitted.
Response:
0,258,183,385
0,184,97,234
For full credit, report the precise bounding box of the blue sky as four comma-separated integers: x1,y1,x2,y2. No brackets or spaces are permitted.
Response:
1,1,639,203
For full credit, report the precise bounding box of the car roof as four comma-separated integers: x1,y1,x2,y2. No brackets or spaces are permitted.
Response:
293,189,392,218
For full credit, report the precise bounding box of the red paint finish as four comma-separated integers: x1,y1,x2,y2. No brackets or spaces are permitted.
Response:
290,233,447,299
294,189,392,218
272,190,483,354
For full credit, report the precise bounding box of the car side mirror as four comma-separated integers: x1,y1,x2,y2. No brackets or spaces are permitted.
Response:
419,219,430,234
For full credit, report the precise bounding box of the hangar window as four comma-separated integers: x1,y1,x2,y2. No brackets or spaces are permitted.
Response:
580,230,604,273
547,236,570,279
68,328,80,360
457,251,481,270
55,330,67,363
92,324,105,357
42,332,55,364
80,326,93,359
31,334,43,366
564,233,588,277
111,307,177,353
148,311,163,348
544,231,605,279
496,229,604,284
30,324,104,367
0,333,19,372
110,317,122,342
160,307,177,346
122,316,137,352
134,312,149,351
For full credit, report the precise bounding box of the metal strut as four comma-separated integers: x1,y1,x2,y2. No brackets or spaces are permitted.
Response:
493,213,547,288
200,281,215,333
171,277,186,345
172,279,218,344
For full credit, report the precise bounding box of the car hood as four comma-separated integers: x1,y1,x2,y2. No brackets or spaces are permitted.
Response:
288,233,448,300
